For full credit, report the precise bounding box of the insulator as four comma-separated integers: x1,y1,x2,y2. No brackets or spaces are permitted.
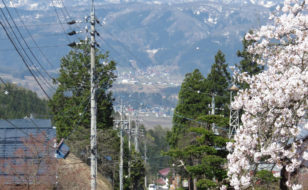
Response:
68,31,77,36
68,42,77,47
67,20,76,25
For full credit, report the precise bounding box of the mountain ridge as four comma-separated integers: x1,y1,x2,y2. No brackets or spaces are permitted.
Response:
0,0,280,80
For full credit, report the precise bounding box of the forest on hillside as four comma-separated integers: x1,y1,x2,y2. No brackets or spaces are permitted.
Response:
0,83,49,119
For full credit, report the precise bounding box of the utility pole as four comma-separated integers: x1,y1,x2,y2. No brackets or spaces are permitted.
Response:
144,139,147,188
211,93,219,135
128,113,131,178
66,1,98,189
90,0,97,189
134,116,139,153
128,114,131,153
114,104,129,190
119,101,124,190
211,93,215,115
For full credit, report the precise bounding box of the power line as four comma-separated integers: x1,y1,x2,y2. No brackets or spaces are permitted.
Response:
59,0,72,19
0,77,91,151
101,29,150,68
49,0,84,42
10,3,57,68
0,44,69,52
0,20,50,99
1,0,56,89
0,32,71,41
0,8,55,93
0,22,75,28
0,76,8,88
3,119,56,150
173,112,228,132
49,0,71,43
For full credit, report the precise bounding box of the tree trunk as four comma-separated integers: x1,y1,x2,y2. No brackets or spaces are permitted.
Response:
280,166,288,190
193,177,197,190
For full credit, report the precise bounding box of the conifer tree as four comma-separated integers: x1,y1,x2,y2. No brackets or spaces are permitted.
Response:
167,51,231,189
49,44,116,139
206,50,231,117
0,83,49,119
236,31,264,88
166,118,228,189
167,69,210,148
236,31,264,76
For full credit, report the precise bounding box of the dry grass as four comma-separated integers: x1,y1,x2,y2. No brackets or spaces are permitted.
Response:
58,154,112,190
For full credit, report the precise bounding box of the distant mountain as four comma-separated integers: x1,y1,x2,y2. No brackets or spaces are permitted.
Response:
0,0,283,78
4,0,284,9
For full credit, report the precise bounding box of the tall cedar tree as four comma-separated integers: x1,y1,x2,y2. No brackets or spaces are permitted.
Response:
168,69,210,148
167,50,230,189
49,44,116,139
236,32,264,88
168,50,231,147
206,50,231,117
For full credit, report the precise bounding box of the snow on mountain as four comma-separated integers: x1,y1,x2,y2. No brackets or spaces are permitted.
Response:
0,0,284,76
3,0,284,10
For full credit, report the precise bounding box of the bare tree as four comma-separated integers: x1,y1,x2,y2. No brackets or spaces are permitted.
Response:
0,132,57,190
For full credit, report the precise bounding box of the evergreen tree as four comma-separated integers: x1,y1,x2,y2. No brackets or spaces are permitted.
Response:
206,50,231,117
167,69,210,148
166,118,228,189
49,43,116,139
0,83,49,119
129,150,145,190
236,32,264,88
167,51,231,189
144,126,170,179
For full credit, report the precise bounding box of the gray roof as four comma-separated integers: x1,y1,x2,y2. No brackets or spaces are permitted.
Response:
0,119,56,183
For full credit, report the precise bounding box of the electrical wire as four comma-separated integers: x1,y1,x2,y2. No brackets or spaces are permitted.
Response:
10,2,57,68
0,8,55,93
49,0,84,41
0,76,8,88
173,112,228,132
0,21,50,99
0,76,93,155
3,119,56,150
49,0,71,43
0,32,72,41
0,44,70,52
100,29,150,69
59,0,72,19
0,22,75,28
2,0,56,90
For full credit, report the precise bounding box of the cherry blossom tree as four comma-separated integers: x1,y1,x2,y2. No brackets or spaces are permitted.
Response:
226,0,308,189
